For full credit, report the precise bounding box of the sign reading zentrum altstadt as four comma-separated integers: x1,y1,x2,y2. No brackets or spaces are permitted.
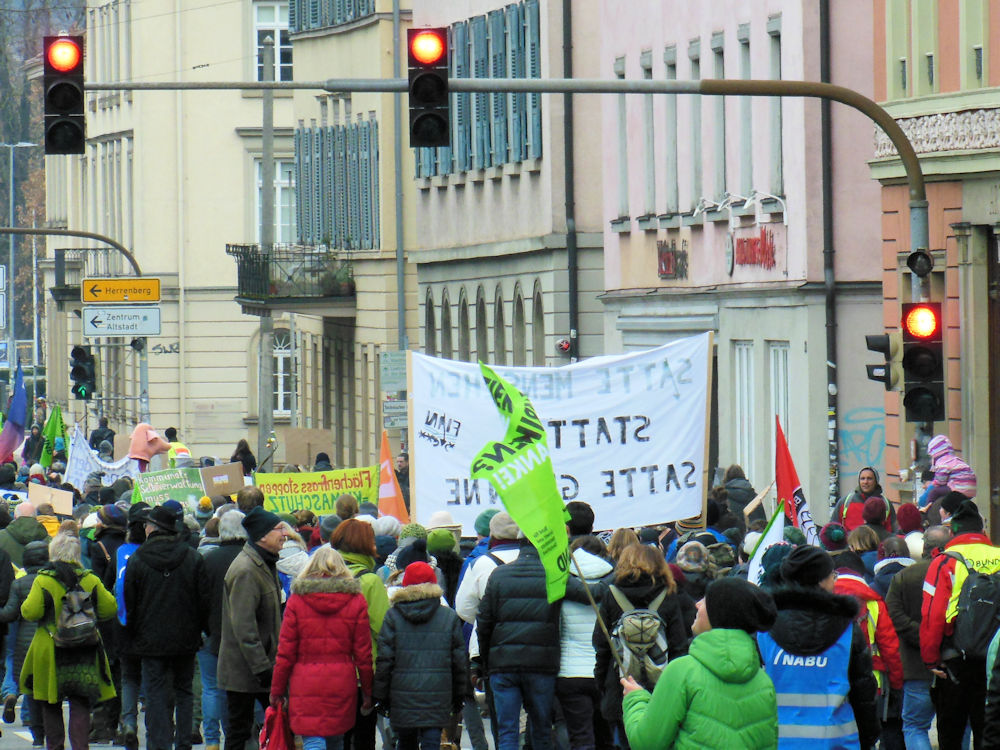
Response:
82,277,161,303
83,305,161,337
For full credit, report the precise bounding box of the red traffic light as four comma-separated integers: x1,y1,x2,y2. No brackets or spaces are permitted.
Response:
902,304,939,340
410,30,445,65
46,38,82,73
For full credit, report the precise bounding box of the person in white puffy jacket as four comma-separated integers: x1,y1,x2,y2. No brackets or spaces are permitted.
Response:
558,536,616,750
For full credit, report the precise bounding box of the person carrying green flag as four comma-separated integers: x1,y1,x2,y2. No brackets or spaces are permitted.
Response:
40,404,68,468
470,363,570,603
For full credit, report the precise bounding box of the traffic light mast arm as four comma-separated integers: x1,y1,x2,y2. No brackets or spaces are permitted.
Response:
0,227,140,276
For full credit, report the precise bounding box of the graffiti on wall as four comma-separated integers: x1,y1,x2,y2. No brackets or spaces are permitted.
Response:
838,407,884,480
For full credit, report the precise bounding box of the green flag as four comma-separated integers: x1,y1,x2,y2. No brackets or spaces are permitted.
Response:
470,363,570,602
40,404,67,468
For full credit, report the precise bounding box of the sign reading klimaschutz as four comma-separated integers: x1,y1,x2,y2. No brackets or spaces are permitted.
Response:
83,305,161,337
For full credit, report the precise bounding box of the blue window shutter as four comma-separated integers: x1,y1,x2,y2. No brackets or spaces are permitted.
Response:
526,0,542,159
288,0,297,33
371,119,380,248
347,123,360,248
311,126,322,243
308,0,319,32
489,10,508,164
317,127,327,242
321,127,332,242
334,0,345,25
437,25,455,174
334,125,347,247
301,127,312,244
294,128,305,243
507,3,525,161
454,21,471,171
359,122,371,249
472,15,490,169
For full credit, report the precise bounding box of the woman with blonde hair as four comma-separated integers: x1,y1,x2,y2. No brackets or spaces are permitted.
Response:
594,543,689,750
847,524,880,580
607,528,639,563
270,546,374,750
20,528,117,749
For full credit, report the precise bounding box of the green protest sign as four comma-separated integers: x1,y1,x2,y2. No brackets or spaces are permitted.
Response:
471,363,570,602
132,467,205,509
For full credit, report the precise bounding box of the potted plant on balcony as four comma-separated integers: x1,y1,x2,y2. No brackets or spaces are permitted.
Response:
334,262,355,296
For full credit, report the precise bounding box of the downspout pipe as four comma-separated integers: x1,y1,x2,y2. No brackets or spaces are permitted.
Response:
820,0,839,508
563,0,578,361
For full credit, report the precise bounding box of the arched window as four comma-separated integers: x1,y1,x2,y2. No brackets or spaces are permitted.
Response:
424,291,437,356
512,291,526,366
458,292,471,361
440,291,453,360
493,287,507,366
273,328,294,415
476,288,488,363
532,286,545,366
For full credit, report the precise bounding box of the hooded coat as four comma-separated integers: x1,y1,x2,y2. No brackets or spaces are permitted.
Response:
374,582,466,730
0,541,48,685
123,530,210,656
270,575,373,738
724,477,765,527
340,551,390,661
593,572,689,722
767,585,880,747
834,572,904,691
622,628,778,750
559,548,614,679
0,516,49,567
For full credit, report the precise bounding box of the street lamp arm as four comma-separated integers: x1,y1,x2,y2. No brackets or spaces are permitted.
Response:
0,227,141,276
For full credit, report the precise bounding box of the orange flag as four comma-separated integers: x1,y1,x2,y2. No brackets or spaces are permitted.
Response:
378,430,410,523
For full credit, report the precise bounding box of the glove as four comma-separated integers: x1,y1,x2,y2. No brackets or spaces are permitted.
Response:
255,670,272,689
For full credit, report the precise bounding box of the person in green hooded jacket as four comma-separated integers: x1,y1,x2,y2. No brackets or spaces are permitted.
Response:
621,577,779,750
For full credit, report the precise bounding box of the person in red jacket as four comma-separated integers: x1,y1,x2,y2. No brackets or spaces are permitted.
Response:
920,499,1000,748
835,568,904,748
270,546,374,750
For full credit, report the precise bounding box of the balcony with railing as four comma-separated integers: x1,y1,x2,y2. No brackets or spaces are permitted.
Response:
225,243,356,317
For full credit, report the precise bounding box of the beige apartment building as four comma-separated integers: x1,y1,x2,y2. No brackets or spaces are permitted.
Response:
42,0,333,461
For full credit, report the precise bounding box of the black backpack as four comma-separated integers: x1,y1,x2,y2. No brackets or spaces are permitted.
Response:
49,574,99,648
944,550,1000,660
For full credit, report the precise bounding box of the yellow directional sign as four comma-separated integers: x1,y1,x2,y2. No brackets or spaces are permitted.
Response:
82,277,160,303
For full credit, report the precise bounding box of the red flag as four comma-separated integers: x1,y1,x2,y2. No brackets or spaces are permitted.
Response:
775,417,820,544
378,430,410,523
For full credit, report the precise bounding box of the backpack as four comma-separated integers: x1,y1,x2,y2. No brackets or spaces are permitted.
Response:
944,550,1000,661
608,585,669,689
50,575,99,648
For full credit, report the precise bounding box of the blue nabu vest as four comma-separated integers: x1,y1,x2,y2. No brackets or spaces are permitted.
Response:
758,623,858,749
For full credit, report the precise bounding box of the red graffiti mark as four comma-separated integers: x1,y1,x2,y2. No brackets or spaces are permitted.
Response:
735,227,776,269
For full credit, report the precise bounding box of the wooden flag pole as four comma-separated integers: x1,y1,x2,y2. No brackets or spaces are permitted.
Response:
571,553,627,678
743,479,776,522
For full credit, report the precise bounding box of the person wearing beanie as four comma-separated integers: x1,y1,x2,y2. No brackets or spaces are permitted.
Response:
217,506,288,750
378,523,431,582
270,547,374,750
455,511,522,633
195,497,215,527
885,525,951,750
920,498,998,747
328,518,391,750
621,577,777,749
373,558,465,750
456,509,502,593
359,501,380,519
758,544,880,748
833,467,895,533
896,503,923,535
819,522,849,552
313,452,333,472
0,500,47,567
317,513,342,545
926,433,977,499
871,536,915,599
123,499,210,750
426,528,462,606
861,497,893,542
200,510,247,749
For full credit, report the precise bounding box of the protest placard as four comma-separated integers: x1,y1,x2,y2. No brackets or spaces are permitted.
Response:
255,466,379,515
411,333,713,535
29,483,74,516
200,463,245,497
132,467,205,509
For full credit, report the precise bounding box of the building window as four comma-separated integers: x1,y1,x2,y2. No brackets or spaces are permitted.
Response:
440,293,453,360
273,328,294,415
458,294,471,361
254,0,293,82
711,33,726,200
732,340,755,475
532,287,545,366
493,288,507,366
614,57,628,218
767,16,783,195
476,291,489,362
768,341,789,449
512,292,526,366
688,40,702,210
256,159,296,244
424,293,437,357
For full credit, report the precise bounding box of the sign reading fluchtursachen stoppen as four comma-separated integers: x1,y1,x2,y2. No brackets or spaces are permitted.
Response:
83,305,161,337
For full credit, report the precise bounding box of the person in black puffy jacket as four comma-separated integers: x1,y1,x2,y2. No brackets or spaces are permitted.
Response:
375,561,466,750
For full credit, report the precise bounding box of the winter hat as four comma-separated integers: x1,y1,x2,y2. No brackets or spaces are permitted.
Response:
354,514,377,526
638,527,661,545
195,497,214,522
401,561,437,587
896,503,923,534
127,502,149,525
98,503,126,528
427,527,457,555
162,500,183,516
927,434,952,461
241,506,283,542
372,515,401,538
705,577,777,633
143,504,182,533
359,502,379,518
905,530,924,560
395,538,430,570
54,437,65,452
819,522,848,551
676,541,710,573
15,465,28,481
375,534,397,561
950,499,984,534
97,487,116,504
488,511,520,541
941,491,967,516
780,545,835,587
742,531,762,556
399,523,428,542
475,508,500,537
675,516,704,534
862,497,887,525
783,526,806,545
318,514,342,542
758,543,795,588
28,463,44,479
82,512,100,529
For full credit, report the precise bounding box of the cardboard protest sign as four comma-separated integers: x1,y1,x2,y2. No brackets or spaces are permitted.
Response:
411,333,713,535
255,466,379,515
132,467,204,509
29,483,74,516
200,463,245,497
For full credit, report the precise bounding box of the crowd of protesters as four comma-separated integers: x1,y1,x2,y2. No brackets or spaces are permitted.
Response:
0,425,998,750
